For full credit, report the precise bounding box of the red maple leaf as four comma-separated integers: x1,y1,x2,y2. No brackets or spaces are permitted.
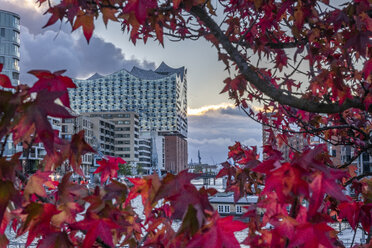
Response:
101,7,118,27
155,170,197,200
123,0,158,24
18,202,60,246
56,172,88,203
0,180,17,224
70,212,119,248
125,175,161,216
68,130,96,176
187,215,246,248
12,90,73,154
290,222,337,248
37,231,74,248
339,201,372,232
94,156,126,184
0,64,14,89
363,59,372,80
0,234,8,247
308,172,348,217
255,162,309,203
24,171,54,201
72,11,95,43
29,69,76,108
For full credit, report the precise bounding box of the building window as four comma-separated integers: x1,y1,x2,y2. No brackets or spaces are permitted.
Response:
236,205,242,214
332,149,336,157
224,206,230,213
12,72,19,80
217,205,230,213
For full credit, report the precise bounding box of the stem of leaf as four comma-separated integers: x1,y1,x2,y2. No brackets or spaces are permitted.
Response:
350,227,357,248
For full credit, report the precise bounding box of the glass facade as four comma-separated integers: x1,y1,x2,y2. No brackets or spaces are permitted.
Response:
0,10,20,85
69,62,188,137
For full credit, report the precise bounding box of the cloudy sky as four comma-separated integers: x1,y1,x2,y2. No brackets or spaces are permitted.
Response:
1,0,262,163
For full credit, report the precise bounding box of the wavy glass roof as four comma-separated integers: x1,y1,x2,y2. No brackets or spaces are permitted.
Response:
81,62,185,81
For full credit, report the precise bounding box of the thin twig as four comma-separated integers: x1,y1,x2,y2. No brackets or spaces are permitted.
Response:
350,227,357,248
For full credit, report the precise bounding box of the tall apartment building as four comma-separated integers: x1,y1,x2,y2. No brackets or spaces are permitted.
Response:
61,111,141,175
83,111,140,163
68,63,188,173
0,9,20,85
61,116,94,175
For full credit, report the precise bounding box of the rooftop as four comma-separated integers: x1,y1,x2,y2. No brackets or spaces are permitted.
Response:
209,192,258,204
80,62,185,82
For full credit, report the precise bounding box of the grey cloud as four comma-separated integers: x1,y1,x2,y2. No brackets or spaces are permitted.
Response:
0,0,68,35
188,107,263,164
219,107,246,116
0,0,155,84
20,26,155,84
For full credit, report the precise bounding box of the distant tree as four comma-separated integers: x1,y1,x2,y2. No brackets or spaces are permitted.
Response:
136,163,144,175
119,162,133,176
0,0,370,247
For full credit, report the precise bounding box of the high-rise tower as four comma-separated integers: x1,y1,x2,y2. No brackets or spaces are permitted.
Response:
0,10,20,85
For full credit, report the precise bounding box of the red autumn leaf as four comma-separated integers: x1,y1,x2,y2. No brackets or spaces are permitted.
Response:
339,201,372,231
0,181,16,224
24,171,53,201
0,152,21,182
56,172,88,203
125,175,161,217
123,0,158,24
101,7,118,27
275,50,288,72
363,59,372,80
308,172,348,217
256,162,309,203
29,69,76,108
42,5,66,28
216,161,236,179
0,64,14,89
0,234,8,248
155,23,164,46
72,12,95,43
70,213,119,248
168,185,215,225
37,231,74,248
155,170,197,200
52,202,85,227
18,203,60,247
154,171,214,223
12,90,73,154
94,156,126,184
68,130,96,176
103,179,128,202
187,215,246,248
364,93,372,110
290,222,337,248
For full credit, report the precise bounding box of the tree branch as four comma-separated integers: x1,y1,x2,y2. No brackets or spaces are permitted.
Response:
189,6,363,114
344,172,372,186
